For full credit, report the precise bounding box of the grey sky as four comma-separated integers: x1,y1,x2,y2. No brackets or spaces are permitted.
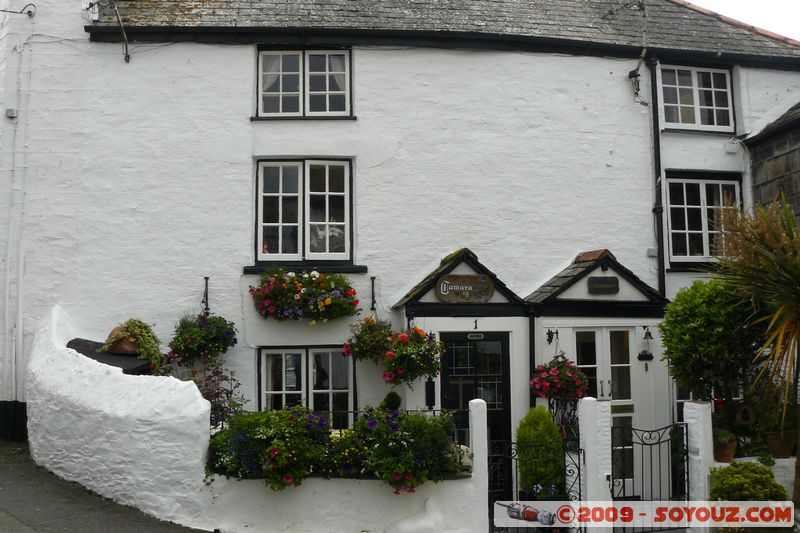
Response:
686,0,800,41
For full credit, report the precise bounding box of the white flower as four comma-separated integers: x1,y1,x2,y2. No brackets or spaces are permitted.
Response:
303,273,309,278
301,288,307,293
310,271,320,278
287,272,295,278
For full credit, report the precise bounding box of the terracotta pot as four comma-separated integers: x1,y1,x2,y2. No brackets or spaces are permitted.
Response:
713,440,737,463
104,326,139,355
764,430,796,458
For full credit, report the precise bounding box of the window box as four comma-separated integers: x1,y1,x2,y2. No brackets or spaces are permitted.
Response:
665,174,741,263
257,50,351,118
658,65,734,133
256,159,352,262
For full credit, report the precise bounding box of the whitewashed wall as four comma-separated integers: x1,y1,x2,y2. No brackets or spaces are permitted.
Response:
2,0,800,407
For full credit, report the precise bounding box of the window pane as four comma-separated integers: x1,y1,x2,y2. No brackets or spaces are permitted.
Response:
308,54,326,72
661,69,676,85
329,196,345,222
313,352,330,389
263,167,280,193
282,74,299,92
664,106,678,123
309,74,326,92
329,94,346,111
332,393,349,427
722,184,737,205
262,197,279,223
329,54,346,72
663,87,677,104
670,208,686,230
611,367,631,400
286,394,302,407
699,90,714,106
716,110,730,126
668,182,684,204
286,353,301,391
679,106,695,123
264,76,280,93
309,166,326,192
282,167,299,193
700,108,714,125
697,71,712,88
262,96,279,113
583,367,598,398
476,341,502,375
331,352,348,390
677,70,692,86
267,394,283,411
281,54,299,72
329,166,345,191
712,72,727,89
672,233,687,256
282,95,299,113
609,331,630,364
679,88,693,105
310,224,326,252
281,226,298,254
262,226,278,254
705,184,720,206
707,207,719,232
265,354,282,391
309,94,326,112
329,74,344,92
329,225,345,253
262,55,280,72
715,90,729,108
450,344,473,375
688,233,704,255
310,195,326,222
575,331,596,366
685,183,701,205
314,393,330,413
282,197,298,223
687,208,702,230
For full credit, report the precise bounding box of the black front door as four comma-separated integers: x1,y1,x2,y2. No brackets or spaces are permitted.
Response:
440,332,512,512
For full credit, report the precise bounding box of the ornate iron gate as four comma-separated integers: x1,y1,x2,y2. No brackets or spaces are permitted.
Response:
611,423,689,532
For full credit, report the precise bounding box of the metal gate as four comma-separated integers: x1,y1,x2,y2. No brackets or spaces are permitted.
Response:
611,423,689,532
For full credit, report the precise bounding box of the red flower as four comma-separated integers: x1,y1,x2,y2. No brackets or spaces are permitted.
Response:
353,299,360,306
397,367,406,374
405,472,413,480
393,472,403,481
398,333,409,343
283,474,294,485
270,448,280,458
385,351,395,360
343,343,352,357
345,288,357,296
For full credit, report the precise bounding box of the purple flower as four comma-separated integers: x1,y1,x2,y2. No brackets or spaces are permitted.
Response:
367,419,377,430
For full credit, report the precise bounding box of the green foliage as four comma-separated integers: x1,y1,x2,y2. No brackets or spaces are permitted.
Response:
356,408,463,493
714,427,736,444
516,407,564,496
249,268,359,324
102,318,166,374
168,313,237,365
709,462,788,501
208,408,329,490
659,280,762,420
344,316,393,362
207,407,465,494
190,362,245,428
381,327,443,386
379,391,402,412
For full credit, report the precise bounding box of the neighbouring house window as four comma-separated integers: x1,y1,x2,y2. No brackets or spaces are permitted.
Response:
659,65,733,132
257,160,351,262
258,50,350,117
666,177,740,261
261,348,353,428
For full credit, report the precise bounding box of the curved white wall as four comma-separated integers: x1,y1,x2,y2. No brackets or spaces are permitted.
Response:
26,306,212,524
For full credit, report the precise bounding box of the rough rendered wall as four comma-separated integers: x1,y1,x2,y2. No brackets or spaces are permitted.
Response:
26,306,211,524
751,128,800,221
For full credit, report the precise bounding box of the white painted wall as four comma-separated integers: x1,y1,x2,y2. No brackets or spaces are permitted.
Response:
1,0,799,412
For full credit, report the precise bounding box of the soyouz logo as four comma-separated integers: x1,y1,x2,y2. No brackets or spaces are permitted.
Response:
494,501,794,528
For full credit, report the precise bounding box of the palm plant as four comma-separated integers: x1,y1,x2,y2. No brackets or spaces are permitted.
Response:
717,198,800,502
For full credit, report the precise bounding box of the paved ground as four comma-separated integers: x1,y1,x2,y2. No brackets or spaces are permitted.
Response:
0,439,207,532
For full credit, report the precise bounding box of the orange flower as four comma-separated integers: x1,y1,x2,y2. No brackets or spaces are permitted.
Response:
412,326,426,337
364,316,376,325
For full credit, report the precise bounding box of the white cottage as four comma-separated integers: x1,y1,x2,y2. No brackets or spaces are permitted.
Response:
0,0,799,472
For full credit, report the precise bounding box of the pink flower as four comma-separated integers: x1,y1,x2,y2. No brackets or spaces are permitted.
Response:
550,368,559,376
540,372,548,378
382,371,395,383
397,367,406,374
405,472,413,480
576,390,584,398
283,474,294,485
343,343,352,357
536,365,545,371
270,448,280,458
393,472,403,481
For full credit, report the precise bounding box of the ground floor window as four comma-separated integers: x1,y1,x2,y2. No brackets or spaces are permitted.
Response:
260,347,353,428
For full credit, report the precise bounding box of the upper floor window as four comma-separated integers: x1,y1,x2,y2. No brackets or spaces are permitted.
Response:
659,65,733,132
257,160,351,262
258,50,351,117
666,176,740,262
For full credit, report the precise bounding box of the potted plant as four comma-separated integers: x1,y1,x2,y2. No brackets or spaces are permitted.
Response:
516,406,564,500
102,318,165,374
713,427,738,463
167,312,237,366
380,326,442,386
249,268,359,325
531,352,588,436
750,375,797,459
343,316,393,362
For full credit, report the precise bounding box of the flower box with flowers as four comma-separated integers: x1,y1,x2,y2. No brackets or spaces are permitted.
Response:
530,352,588,400
249,268,359,325
343,319,442,386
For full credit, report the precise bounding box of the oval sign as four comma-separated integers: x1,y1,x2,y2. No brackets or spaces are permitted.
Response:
435,275,495,303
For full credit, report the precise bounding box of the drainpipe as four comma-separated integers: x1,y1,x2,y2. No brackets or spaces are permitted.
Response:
648,56,666,297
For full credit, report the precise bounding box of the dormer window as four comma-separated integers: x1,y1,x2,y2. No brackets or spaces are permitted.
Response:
659,65,734,132
257,50,351,117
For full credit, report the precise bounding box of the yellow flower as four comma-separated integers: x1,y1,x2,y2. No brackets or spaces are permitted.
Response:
325,297,332,305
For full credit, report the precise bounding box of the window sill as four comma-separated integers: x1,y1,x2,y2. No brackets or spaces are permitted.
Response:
661,128,736,137
666,262,715,273
243,263,368,275
250,116,357,122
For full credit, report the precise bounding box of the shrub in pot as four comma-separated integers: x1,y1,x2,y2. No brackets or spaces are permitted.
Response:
168,312,237,366
516,406,564,499
713,427,738,463
102,318,165,374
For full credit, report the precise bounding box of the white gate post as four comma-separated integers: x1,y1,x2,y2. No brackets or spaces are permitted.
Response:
683,401,713,501
578,397,613,497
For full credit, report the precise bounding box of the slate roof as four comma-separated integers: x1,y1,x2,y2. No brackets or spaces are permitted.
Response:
525,249,665,303
90,0,800,61
746,102,800,144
